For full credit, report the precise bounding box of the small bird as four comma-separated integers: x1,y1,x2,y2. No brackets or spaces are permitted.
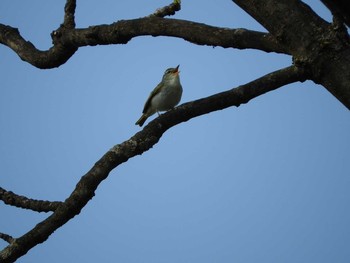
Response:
135,65,183,127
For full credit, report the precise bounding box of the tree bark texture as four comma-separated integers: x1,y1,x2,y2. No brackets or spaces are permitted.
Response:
233,0,350,109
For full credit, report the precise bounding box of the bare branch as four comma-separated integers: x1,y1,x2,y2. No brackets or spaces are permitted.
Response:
0,187,62,213
0,65,307,263
149,0,181,18
0,18,286,69
0,24,77,69
63,0,77,28
0,233,14,244
79,18,284,52
232,0,350,109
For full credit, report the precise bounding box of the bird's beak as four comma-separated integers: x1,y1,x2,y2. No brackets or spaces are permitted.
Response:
175,65,180,74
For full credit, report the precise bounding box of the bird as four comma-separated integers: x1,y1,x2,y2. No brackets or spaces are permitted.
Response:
135,65,183,127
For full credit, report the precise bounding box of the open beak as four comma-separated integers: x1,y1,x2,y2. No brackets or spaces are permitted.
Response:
174,65,180,74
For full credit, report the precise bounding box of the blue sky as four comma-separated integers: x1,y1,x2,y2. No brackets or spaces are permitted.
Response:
1,1,349,262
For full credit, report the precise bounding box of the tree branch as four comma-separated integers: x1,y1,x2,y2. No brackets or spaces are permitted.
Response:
72,18,285,52
0,65,307,263
0,24,77,69
149,0,181,17
232,0,330,54
0,18,287,69
0,233,14,245
321,0,350,27
232,0,350,109
63,0,77,28
0,187,62,213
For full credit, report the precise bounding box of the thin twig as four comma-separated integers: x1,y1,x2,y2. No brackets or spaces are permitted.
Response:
0,187,62,213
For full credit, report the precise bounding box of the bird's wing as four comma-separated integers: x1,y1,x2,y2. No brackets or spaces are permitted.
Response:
142,82,162,114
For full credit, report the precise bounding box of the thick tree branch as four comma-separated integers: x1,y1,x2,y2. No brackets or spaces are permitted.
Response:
232,0,330,53
0,24,77,69
232,0,350,109
0,65,307,263
71,18,285,52
0,18,286,69
0,187,62,213
0,233,14,244
321,0,350,27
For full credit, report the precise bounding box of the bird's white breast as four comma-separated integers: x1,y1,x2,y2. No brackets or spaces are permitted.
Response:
152,77,182,112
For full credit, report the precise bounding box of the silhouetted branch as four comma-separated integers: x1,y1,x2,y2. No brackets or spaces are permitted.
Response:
149,0,181,17
0,24,78,69
0,18,286,69
0,187,62,213
63,0,77,28
0,0,287,69
232,0,350,109
0,65,307,263
0,233,14,244
321,0,350,27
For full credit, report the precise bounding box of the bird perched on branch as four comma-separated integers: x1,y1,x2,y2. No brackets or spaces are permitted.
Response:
135,65,183,127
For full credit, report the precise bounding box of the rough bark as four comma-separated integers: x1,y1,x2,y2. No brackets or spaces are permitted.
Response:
0,19,285,69
232,0,350,109
0,187,62,213
321,0,350,27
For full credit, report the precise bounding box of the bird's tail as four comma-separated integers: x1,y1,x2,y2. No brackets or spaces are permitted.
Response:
135,114,148,127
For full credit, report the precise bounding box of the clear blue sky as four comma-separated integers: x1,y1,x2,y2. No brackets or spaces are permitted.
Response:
1,1,349,262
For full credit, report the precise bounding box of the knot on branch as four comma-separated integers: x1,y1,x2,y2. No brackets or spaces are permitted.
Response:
51,30,62,42
51,25,70,46
50,25,78,50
